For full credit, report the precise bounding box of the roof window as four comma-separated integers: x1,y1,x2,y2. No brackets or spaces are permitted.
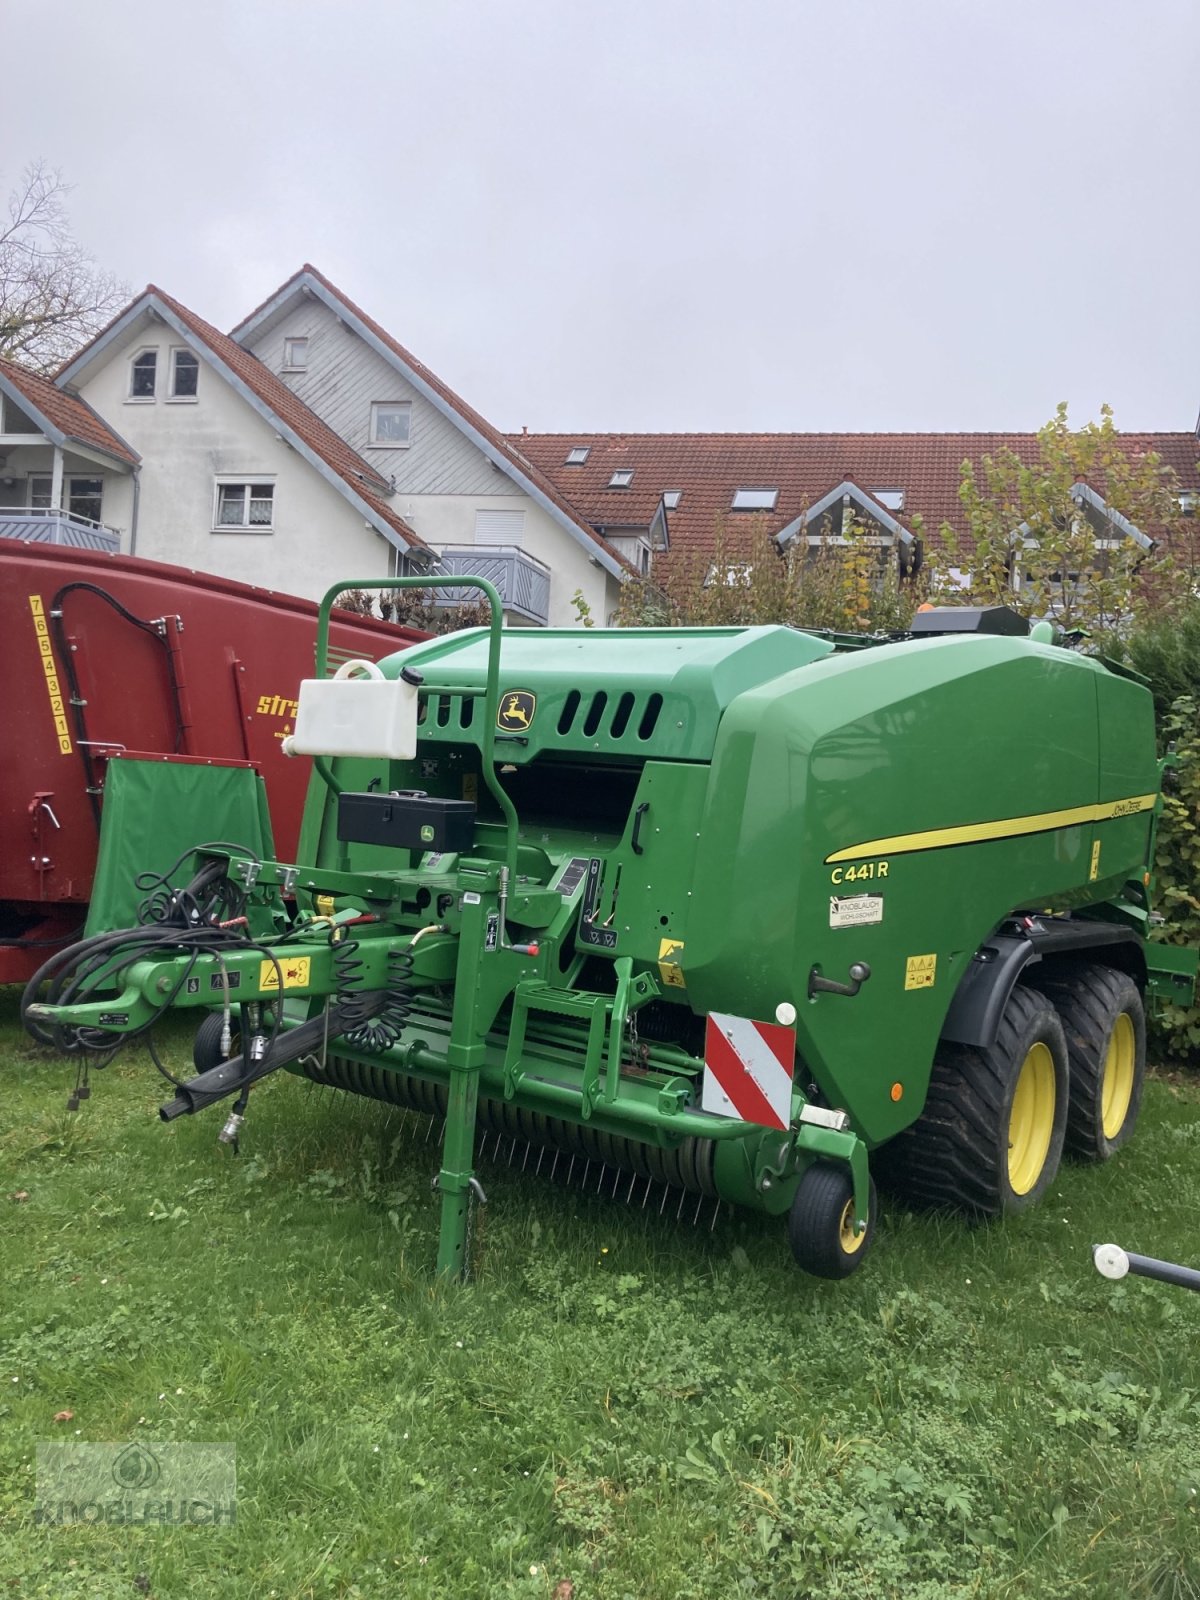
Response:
608,470,634,488
662,490,682,510
870,487,905,511
565,446,590,465
731,487,778,511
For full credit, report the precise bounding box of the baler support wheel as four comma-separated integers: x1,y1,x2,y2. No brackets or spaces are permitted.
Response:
193,1010,240,1074
788,1162,877,1279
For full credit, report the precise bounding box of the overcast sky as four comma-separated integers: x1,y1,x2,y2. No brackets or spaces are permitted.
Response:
5,1,1198,434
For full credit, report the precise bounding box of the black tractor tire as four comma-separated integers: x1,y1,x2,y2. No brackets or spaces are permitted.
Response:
788,1162,877,1279
1036,964,1145,1161
192,1010,237,1073
880,984,1068,1216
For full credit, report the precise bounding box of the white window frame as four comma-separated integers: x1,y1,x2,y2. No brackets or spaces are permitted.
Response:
212,477,276,534
28,474,104,523
565,446,590,465
167,346,200,403
282,336,309,371
731,487,778,511
662,490,682,510
128,347,158,402
608,469,634,488
369,401,412,448
869,487,905,511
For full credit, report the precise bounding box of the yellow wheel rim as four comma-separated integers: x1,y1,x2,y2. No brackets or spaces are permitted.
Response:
1007,1041,1056,1196
838,1197,868,1255
1101,1013,1136,1140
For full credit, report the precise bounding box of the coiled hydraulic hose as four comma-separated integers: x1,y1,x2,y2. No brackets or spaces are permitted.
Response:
332,923,443,1054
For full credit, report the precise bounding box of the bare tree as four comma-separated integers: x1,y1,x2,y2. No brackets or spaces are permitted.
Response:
0,162,128,373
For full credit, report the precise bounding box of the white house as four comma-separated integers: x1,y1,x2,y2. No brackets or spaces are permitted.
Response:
229,265,630,626
49,270,631,626
55,289,431,601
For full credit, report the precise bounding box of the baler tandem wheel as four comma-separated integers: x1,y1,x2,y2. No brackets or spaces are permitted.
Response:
878,984,1069,1216
1033,964,1146,1161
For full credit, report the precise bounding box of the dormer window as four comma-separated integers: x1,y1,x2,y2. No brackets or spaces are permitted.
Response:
169,348,199,400
731,487,777,511
608,470,634,488
130,349,157,400
283,337,308,371
565,446,590,465
870,487,905,511
662,490,682,510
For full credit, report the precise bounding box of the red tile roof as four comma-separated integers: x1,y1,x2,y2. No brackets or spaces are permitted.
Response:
510,431,1200,561
145,288,425,551
244,266,635,576
0,356,138,465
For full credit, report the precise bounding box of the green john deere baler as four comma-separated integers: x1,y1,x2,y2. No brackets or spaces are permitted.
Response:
23,577,1197,1280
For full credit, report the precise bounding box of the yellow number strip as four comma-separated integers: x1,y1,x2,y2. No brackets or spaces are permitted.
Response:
29,595,73,754
825,793,1157,865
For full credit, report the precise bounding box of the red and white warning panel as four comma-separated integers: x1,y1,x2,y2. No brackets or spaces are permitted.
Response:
702,1013,796,1130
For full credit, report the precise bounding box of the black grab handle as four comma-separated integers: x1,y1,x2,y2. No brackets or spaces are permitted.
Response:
631,803,650,855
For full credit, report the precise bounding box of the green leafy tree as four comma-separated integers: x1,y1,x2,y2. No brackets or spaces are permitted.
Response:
937,405,1185,642
1146,696,1200,1064
618,511,926,634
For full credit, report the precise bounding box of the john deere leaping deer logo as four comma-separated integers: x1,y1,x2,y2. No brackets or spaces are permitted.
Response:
497,690,536,732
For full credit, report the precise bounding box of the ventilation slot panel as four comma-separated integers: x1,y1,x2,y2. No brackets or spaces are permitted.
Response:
582,691,608,737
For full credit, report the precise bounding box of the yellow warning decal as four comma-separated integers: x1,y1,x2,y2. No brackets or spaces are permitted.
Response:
904,953,937,991
29,596,72,753
658,938,687,989
259,956,311,991
1089,840,1102,881
826,794,1157,864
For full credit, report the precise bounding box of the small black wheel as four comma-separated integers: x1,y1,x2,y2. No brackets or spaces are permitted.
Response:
1039,965,1145,1161
788,1162,877,1279
192,1010,238,1072
879,984,1068,1216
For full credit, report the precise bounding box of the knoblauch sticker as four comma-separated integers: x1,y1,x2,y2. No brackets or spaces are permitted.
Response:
829,894,883,929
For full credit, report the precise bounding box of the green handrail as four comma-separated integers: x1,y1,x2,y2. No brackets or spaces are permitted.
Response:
313,576,518,885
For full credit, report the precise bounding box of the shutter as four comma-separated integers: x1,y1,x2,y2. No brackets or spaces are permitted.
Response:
474,508,525,547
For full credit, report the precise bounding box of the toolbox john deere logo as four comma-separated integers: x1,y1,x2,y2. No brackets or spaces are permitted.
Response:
497,691,536,732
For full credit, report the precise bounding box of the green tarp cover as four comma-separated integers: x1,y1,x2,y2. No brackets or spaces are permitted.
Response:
86,759,276,935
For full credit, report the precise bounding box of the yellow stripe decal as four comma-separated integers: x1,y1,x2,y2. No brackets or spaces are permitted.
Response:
825,793,1157,865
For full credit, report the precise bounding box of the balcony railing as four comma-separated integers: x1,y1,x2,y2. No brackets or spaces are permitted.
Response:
431,545,552,626
0,508,120,553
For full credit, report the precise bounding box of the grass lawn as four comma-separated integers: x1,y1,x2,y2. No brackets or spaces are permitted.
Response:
2,984,1200,1600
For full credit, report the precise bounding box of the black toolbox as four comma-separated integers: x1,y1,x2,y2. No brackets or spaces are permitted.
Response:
337,790,477,852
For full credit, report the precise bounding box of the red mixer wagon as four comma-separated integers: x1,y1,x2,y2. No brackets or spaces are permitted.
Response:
1,540,427,984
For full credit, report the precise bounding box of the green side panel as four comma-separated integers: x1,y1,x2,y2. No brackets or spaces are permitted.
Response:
684,635,1160,1148
86,759,277,935
376,624,833,763
1145,940,1199,1005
